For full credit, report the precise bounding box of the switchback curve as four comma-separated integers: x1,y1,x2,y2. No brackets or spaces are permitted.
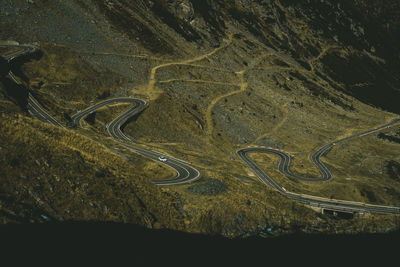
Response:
71,98,201,185
1,44,201,186
237,118,400,214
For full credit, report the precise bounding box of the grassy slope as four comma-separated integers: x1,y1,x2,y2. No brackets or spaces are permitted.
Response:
0,110,184,229
1,0,400,237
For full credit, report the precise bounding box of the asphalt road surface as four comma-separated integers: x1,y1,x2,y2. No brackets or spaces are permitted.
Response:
2,43,201,186
71,98,201,185
1,43,64,127
3,43,400,214
2,43,37,62
237,119,400,214
27,93,64,127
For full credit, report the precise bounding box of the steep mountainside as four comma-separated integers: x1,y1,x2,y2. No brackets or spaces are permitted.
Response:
1,0,399,238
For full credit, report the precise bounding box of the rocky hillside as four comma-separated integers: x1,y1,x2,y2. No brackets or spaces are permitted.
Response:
1,0,400,238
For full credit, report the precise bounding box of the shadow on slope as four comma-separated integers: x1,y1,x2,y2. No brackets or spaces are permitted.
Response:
1,222,399,250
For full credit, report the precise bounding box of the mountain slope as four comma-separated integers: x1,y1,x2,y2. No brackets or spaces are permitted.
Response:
1,0,399,237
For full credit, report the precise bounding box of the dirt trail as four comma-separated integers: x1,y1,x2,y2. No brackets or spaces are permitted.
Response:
80,51,169,62
204,53,274,139
252,102,289,145
158,63,234,73
205,71,247,137
158,79,237,86
309,45,340,72
129,34,234,100
147,33,234,92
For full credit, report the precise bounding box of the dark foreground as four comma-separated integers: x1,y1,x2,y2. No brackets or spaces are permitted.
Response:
1,222,398,260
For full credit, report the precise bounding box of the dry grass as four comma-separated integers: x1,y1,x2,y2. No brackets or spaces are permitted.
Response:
2,0,400,237
0,112,183,229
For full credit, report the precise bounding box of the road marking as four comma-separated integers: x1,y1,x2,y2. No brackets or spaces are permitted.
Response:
236,118,400,214
71,98,201,185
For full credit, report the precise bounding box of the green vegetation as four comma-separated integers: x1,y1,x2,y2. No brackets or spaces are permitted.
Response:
0,111,183,229
1,0,400,238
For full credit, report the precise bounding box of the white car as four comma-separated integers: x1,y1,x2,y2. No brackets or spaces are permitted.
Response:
158,156,167,162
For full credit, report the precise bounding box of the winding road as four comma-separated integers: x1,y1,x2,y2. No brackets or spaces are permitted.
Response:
2,42,400,215
1,44,201,186
1,43,64,127
238,118,400,214
239,118,400,183
71,97,201,185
